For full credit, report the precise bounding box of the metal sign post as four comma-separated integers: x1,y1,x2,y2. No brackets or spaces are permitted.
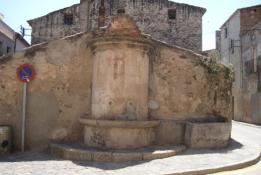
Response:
21,82,27,152
16,64,36,152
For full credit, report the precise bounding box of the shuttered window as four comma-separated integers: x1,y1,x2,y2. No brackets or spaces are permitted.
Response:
168,9,176,20
64,14,73,25
245,59,255,76
0,41,2,56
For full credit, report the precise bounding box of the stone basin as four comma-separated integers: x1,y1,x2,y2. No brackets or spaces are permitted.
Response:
79,118,160,149
185,121,232,149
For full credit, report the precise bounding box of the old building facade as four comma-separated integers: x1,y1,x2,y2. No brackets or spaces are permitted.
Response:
217,5,261,124
241,20,261,124
0,18,30,56
28,0,206,52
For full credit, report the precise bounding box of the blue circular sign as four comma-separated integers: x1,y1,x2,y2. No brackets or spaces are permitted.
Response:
16,64,36,83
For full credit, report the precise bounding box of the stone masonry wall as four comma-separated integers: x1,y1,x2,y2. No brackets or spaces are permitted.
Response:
28,4,81,44
89,0,206,52
29,1,205,52
240,5,261,35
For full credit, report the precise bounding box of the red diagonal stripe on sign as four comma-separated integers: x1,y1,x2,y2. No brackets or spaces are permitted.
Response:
21,68,31,80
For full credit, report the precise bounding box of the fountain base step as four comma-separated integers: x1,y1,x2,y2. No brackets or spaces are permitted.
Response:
50,143,186,162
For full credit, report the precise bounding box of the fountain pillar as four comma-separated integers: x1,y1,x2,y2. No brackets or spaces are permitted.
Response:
79,16,159,149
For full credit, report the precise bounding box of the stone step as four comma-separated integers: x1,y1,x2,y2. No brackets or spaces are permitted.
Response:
50,143,186,162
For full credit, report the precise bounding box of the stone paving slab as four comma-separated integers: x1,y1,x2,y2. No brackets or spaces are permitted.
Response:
0,139,260,175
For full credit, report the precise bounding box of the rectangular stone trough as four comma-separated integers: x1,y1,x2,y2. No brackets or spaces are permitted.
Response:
185,118,232,149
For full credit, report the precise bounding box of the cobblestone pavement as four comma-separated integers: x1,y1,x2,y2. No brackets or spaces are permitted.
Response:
0,122,260,175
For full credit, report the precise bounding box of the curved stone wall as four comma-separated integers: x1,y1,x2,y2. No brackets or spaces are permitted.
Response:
90,39,152,120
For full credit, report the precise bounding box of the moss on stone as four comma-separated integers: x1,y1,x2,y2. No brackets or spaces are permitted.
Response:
196,57,234,81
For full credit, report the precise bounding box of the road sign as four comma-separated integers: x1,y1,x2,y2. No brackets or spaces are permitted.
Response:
16,64,36,83
16,63,35,152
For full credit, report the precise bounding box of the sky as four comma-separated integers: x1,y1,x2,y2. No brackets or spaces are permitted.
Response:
0,0,260,50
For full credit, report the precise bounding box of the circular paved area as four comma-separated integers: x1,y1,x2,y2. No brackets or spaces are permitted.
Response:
0,139,260,175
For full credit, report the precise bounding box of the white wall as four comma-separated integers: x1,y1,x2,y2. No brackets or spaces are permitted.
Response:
0,20,14,40
220,11,243,120
15,39,27,52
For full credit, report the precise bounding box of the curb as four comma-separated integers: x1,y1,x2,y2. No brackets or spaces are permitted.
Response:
168,148,261,175
233,121,261,129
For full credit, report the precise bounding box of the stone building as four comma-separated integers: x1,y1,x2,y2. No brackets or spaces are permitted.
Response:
217,5,261,124
28,0,206,52
0,16,232,153
0,18,30,56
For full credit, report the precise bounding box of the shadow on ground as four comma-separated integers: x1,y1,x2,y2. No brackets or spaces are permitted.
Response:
0,139,244,171
183,139,243,156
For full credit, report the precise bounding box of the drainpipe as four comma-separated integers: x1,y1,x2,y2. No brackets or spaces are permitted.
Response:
13,33,18,53
239,35,243,90
240,36,243,120
257,56,261,92
98,0,105,28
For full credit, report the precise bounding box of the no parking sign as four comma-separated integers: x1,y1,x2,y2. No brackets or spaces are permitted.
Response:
16,63,36,152
16,64,36,83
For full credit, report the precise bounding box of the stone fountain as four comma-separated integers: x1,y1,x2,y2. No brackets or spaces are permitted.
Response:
50,15,232,162
79,16,160,150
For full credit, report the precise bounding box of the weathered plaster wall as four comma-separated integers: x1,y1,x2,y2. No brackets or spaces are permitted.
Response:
0,33,93,150
219,5,261,124
150,45,232,144
0,30,232,150
91,41,150,121
149,46,232,121
240,21,261,124
220,12,243,122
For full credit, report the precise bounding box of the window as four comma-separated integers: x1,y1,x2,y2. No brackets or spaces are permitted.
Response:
224,27,228,38
250,33,255,41
251,9,257,13
0,41,2,49
0,41,2,56
168,9,176,20
253,47,257,73
6,46,11,54
230,40,234,54
117,9,125,14
64,13,73,25
245,59,255,76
